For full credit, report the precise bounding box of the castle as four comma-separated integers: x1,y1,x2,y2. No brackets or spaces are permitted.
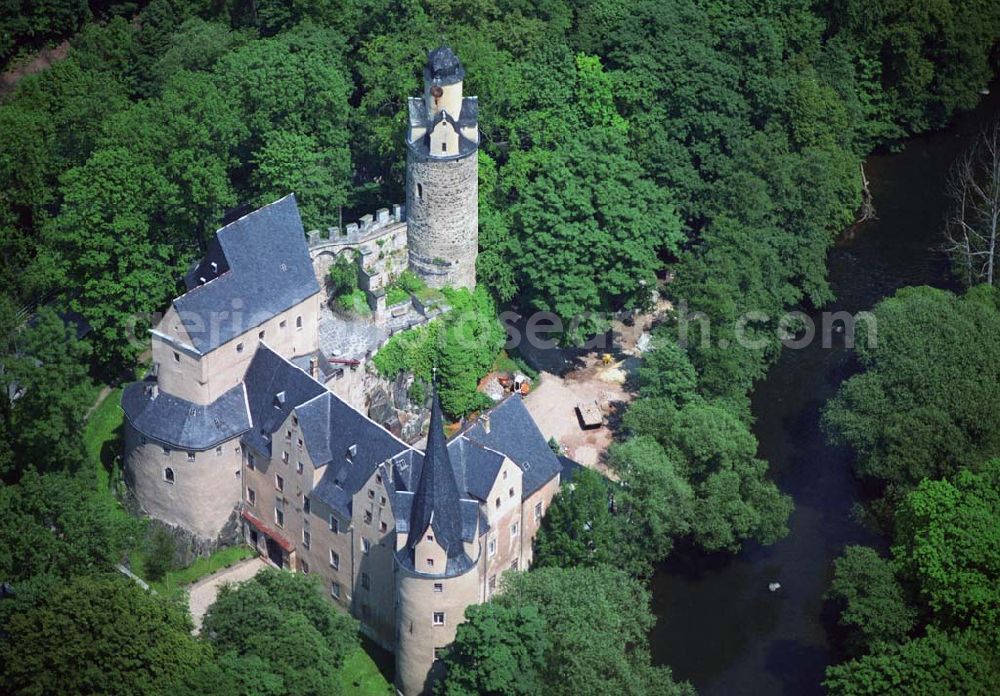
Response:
121,48,562,695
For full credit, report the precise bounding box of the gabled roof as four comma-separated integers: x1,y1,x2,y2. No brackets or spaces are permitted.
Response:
460,395,561,497
406,393,468,562
447,436,505,502
121,380,250,451
302,392,411,519
241,343,326,456
172,195,320,354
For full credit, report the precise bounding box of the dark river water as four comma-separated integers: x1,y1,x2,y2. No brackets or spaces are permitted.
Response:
648,86,1000,695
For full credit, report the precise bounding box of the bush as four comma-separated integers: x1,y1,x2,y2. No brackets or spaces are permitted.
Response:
336,288,370,316
143,526,176,582
328,253,357,298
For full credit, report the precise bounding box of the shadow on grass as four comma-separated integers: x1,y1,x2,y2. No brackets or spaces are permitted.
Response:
361,635,394,688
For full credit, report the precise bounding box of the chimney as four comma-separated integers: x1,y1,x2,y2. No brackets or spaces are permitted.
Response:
481,414,490,434
309,357,319,379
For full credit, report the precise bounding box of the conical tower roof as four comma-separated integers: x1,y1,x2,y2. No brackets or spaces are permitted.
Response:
407,391,465,558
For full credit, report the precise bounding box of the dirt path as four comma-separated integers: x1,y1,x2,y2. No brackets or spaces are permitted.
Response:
187,556,269,632
1,41,69,98
84,385,113,421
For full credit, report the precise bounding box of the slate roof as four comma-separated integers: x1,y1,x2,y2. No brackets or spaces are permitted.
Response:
406,393,468,561
447,436,505,502
303,392,412,519
460,395,561,497
121,379,250,450
241,343,326,456
425,46,465,85
171,195,320,354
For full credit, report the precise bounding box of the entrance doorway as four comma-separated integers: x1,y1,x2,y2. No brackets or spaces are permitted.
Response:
265,537,284,567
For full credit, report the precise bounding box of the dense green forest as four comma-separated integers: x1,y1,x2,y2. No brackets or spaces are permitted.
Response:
820,286,1000,693
2,0,1000,693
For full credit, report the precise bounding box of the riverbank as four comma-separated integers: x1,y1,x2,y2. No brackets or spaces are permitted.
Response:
648,82,1000,695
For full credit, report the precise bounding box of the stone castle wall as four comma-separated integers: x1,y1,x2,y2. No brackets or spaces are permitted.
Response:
406,149,478,290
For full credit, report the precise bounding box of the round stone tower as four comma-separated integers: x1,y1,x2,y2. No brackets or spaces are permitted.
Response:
405,46,479,289
394,392,482,695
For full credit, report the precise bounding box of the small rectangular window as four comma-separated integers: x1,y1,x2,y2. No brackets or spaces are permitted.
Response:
361,572,370,590
488,538,496,557
297,438,303,450
364,510,372,525
173,351,180,363
489,575,497,592
297,461,304,475
303,496,310,514
510,559,518,571
275,474,284,492
162,446,170,455
275,507,284,527
368,489,375,499
187,452,195,462
237,342,244,353
246,488,255,505
433,647,446,661
258,330,265,340
329,515,339,533
331,581,341,599
432,611,445,626
511,522,519,537
426,558,435,568
296,316,303,329
302,529,311,548
379,521,387,533
535,502,543,521
282,450,289,464
286,430,292,440
434,583,443,593
330,550,340,569
300,559,309,574
247,453,255,470
362,538,371,554
216,446,222,456
441,142,447,152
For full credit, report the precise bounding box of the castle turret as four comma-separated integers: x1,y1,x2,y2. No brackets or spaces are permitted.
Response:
406,46,479,289
394,392,481,694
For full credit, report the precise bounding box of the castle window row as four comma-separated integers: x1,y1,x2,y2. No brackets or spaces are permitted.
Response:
232,316,303,354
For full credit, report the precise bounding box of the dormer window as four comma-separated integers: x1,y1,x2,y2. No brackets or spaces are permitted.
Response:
274,391,286,408
347,444,357,459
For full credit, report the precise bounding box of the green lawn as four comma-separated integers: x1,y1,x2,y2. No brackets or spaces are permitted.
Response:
83,386,124,490
339,643,394,695
147,545,256,599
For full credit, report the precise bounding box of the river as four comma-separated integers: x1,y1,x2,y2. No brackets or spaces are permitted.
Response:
648,86,1000,695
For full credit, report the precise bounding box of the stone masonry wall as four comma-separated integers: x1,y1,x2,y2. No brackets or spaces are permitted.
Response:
406,149,478,289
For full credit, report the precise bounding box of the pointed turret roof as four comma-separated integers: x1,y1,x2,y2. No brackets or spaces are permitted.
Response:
407,391,465,558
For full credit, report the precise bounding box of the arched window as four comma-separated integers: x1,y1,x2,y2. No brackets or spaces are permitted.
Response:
164,467,175,484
